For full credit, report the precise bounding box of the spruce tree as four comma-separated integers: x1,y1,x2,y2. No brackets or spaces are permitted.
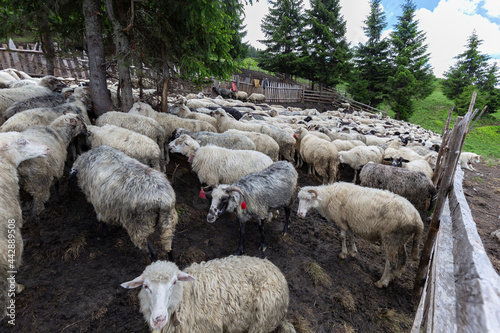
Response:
301,0,350,90
348,0,391,107
258,0,305,83
388,0,433,120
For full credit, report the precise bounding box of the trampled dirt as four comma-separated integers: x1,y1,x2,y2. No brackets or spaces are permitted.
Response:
2,135,499,333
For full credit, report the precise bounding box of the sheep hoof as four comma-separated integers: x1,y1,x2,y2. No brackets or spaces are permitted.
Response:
339,252,347,259
374,280,387,288
259,243,268,252
349,251,358,257
16,283,25,294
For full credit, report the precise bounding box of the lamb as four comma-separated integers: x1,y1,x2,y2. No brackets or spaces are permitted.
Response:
17,114,88,220
87,125,164,172
168,134,273,187
95,111,167,165
226,128,280,161
121,256,295,333
248,93,266,103
172,128,256,151
0,75,67,124
70,145,178,261
129,102,216,139
459,152,481,171
207,161,298,254
297,183,424,288
0,132,49,320
338,145,385,182
359,162,437,222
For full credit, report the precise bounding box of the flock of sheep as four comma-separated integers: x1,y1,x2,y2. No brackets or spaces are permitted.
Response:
0,68,482,332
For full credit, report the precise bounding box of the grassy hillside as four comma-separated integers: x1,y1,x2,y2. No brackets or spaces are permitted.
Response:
409,81,500,161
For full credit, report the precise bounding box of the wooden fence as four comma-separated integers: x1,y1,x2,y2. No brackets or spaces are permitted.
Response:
0,39,89,79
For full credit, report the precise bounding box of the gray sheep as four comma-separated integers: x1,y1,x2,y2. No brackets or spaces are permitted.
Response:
297,183,423,288
121,256,295,332
359,162,437,222
71,145,178,261
207,161,298,254
0,132,49,320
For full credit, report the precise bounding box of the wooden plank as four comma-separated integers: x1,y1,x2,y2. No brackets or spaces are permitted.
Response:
0,51,8,70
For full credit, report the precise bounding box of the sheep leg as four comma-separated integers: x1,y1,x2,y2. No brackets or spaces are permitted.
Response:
147,238,158,262
348,232,358,257
375,248,397,288
339,229,348,259
236,221,245,255
395,244,407,278
282,206,291,235
258,219,267,252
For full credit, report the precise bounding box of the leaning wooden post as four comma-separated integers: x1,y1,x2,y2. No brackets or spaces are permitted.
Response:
414,93,476,295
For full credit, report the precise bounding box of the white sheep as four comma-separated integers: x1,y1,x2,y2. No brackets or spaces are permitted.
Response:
338,145,384,182
17,114,88,220
248,93,266,104
297,183,424,288
0,75,66,124
168,134,273,187
121,256,295,333
87,125,164,172
95,111,167,165
173,104,217,128
129,102,216,139
71,145,178,261
226,128,280,161
0,132,49,320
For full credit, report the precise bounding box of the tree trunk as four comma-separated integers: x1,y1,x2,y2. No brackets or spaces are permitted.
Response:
104,0,134,112
39,10,55,75
83,0,115,118
160,44,170,113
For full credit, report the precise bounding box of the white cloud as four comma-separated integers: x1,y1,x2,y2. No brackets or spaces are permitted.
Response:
416,0,500,77
242,2,270,49
339,0,371,46
482,0,500,18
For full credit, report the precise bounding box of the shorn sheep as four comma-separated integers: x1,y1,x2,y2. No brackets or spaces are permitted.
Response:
297,183,424,288
338,145,384,182
359,162,437,222
121,256,295,333
71,145,178,261
87,124,164,172
0,132,49,321
207,161,298,254
169,134,273,187
226,128,280,161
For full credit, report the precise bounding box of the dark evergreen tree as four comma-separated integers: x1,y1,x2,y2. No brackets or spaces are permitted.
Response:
442,30,499,114
258,0,305,83
301,0,350,90
226,1,249,60
348,0,391,106
388,0,433,120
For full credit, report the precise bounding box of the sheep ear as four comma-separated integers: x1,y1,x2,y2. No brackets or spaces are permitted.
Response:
121,275,145,289
317,196,322,201
177,271,195,282
402,158,410,163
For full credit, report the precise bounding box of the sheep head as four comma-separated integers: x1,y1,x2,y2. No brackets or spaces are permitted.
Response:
297,187,322,218
121,261,195,330
207,185,242,223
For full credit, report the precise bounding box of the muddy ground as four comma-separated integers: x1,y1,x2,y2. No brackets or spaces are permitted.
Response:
1,133,499,333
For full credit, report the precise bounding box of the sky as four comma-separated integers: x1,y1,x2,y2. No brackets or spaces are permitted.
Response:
243,0,500,79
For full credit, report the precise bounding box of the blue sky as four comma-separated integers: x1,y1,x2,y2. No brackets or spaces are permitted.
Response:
243,0,500,78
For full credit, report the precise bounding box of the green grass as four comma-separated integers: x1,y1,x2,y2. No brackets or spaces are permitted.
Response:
409,82,500,160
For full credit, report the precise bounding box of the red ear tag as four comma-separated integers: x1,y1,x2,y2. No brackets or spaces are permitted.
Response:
293,134,297,139
199,188,206,199
188,153,195,163
241,201,247,209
